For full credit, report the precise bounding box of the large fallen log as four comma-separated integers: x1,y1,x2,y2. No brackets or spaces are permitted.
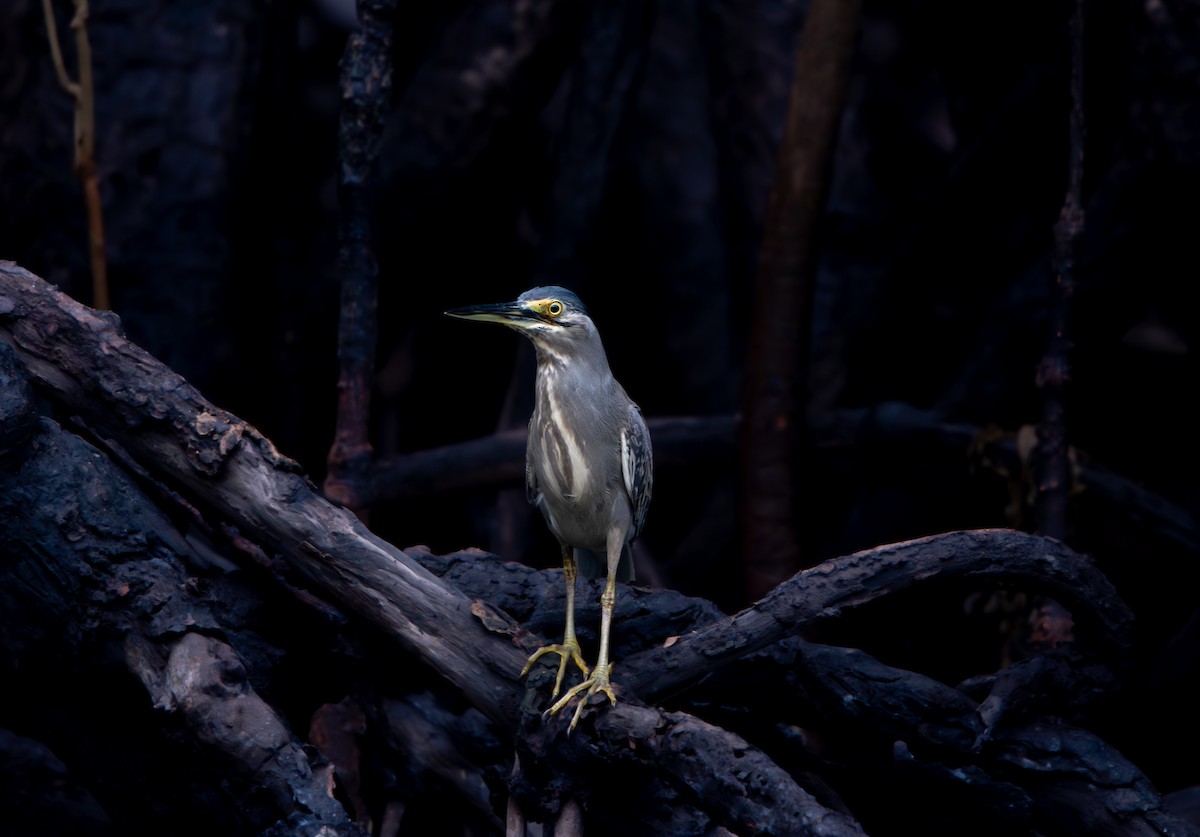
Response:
0,260,528,731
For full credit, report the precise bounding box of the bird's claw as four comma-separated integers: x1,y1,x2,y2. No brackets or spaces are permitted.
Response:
543,664,617,733
520,638,590,698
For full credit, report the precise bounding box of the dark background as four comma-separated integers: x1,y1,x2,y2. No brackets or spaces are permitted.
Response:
3,0,1200,828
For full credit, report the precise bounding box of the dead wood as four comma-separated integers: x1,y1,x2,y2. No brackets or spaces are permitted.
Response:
556,703,867,836
2,260,1188,835
0,260,529,732
0,261,862,832
423,544,1192,835
0,350,359,833
989,722,1195,837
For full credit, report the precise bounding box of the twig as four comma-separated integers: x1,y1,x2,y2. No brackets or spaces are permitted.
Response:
41,0,108,310
42,0,78,96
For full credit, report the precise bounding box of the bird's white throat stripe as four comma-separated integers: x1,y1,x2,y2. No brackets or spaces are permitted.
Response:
540,343,571,365
542,377,591,501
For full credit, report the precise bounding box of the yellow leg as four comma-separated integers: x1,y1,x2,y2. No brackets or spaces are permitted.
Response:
520,546,590,697
546,532,622,732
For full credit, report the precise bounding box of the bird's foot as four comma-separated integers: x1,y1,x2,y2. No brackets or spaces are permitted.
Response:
520,637,590,698
544,663,617,733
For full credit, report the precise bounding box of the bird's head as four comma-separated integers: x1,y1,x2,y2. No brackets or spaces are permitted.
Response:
445,286,597,356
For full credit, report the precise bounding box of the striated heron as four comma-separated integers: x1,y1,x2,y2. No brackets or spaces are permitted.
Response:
446,286,653,731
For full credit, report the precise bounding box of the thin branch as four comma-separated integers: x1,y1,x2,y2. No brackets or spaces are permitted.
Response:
41,0,108,310
71,0,107,311
41,0,79,96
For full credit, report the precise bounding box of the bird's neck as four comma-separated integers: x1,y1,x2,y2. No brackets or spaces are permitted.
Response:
533,341,614,389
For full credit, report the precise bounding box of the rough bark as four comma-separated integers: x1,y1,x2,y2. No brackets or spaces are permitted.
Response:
0,260,528,730
3,261,1191,836
0,344,359,834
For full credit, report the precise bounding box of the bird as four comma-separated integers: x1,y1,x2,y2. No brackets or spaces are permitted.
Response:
445,286,653,731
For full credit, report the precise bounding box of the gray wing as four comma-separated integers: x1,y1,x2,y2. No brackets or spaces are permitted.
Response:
620,404,653,539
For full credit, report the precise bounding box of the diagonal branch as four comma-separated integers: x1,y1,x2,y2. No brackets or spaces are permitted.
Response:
0,260,527,732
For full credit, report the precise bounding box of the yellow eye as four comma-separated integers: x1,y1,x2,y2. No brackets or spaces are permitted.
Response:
546,300,563,317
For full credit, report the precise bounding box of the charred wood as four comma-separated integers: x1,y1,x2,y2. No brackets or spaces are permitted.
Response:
0,261,1187,836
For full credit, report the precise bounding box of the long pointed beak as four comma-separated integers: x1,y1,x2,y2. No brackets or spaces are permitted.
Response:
444,300,538,328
